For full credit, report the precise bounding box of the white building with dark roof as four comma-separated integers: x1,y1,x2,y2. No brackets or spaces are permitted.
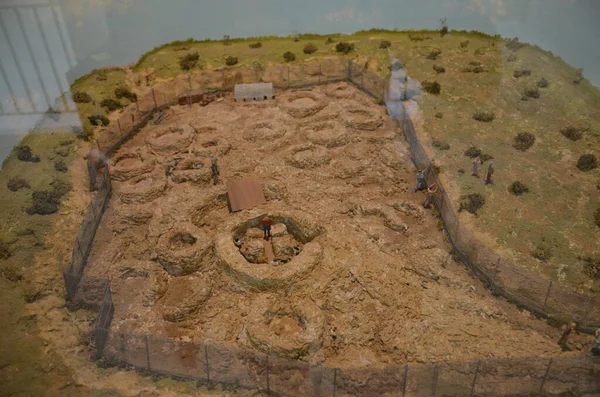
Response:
234,83,274,102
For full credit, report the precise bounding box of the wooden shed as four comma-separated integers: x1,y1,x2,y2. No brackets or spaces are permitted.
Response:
234,83,274,102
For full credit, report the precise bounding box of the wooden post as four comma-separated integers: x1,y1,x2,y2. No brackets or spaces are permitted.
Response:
188,73,192,108
544,280,553,306
287,65,290,89
117,119,122,133
401,364,408,397
539,358,553,395
432,364,439,397
333,368,338,397
152,88,157,109
265,353,270,394
145,335,151,370
469,360,480,397
204,345,210,383
319,63,322,85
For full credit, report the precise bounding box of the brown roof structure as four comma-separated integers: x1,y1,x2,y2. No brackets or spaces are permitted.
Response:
226,178,266,212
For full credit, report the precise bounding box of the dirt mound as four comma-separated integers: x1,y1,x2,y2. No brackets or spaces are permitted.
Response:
191,137,232,157
279,91,327,118
111,260,168,307
243,294,325,359
341,106,383,131
286,144,332,169
243,119,289,142
168,156,213,185
110,150,155,181
326,83,357,99
303,121,351,148
154,223,214,276
146,125,194,154
158,273,212,322
118,173,167,204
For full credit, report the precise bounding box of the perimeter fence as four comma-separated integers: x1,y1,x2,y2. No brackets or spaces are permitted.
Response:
61,57,599,396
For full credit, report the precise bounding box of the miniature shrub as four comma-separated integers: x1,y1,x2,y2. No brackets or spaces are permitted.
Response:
509,181,529,196
506,38,524,52
479,153,494,163
26,179,71,216
335,42,355,54
522,87,540,99
458,193,485,215
464,146,482,158
432,139,450,150
427,49,442,60
100,98,122,111
114,86,137,102
513,69,531,78
326,37,335,44
433,64,446,73
532,243,552,261
73,91,92,103
283,51,296,62
7,176,30,192
225,56,238,66
460,40,469,48
179,52,199,70
249,42,262,49
473,110,495,122
0,239,11,260
303,43,318,54
54,159,68,173
16,145,40,162
88,114,109,127
573,68,584,84
379,40,391,49
435,112,444,119
577,154,598,171
422,81,441,95
507,54,517,62
461,63,485,73
537,78,549,88
514,132,536,151
560,126,587,141
584,256,600,279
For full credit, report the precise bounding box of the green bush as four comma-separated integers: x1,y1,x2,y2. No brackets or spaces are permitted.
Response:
26,179,71,216
574,68,584,84
283,51,296,62
458,193,485,215
595,208,600,228
433,64,446,73
54,159,68,173
335,42,355,54
426,49,442,60
513,69,531,78
0,239,11,260
473,110,495,122
584,256,600,279
7,176,30,192
514,132,536,151
88,114,109,126
532,243,552,261
537,78,549,88
435,112,444,119
479,153,494,162
225,56,238,66
464,146,482,158
432,139,450,150
509,181,529,196
114,86,137,102
326,37,335,44
560,125,586,141
179,51,200,70
100,98,122,111
73,91,92,103
506,38,524,52
303,43,317,54
249,42,262,49
577,154,598,171
522,87,540,100
422,81,441,95
16,145,40,162
50,178,72,197
461,62,485,73
460,40,469,48
379,40,391,49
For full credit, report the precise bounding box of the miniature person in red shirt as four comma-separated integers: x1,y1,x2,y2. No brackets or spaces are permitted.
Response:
261,217,272,240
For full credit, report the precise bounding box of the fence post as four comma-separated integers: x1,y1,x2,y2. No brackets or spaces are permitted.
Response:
402,364,408,397
152,88,157,109
265,353,270,394
145,335,151,370
117,119,122,134
204,344,210,383
347,60,352,81
319,63,322,85
188,73,192,108
543,280,553,306
136,101,140,119
287,66,290,89
432,364,439,397
469,360,480,397
333,368,337,397
539,358,553,395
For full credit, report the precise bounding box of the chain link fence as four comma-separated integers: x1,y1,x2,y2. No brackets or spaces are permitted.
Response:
62,58,600,395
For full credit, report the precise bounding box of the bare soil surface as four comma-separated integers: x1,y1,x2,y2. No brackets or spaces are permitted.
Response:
79,83,582,370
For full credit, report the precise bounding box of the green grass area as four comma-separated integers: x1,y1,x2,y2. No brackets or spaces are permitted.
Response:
393,33,600,291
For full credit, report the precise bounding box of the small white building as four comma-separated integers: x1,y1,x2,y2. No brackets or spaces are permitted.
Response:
234,83,274,102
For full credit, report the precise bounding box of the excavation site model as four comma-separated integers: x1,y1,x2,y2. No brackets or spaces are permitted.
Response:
83,82,564,369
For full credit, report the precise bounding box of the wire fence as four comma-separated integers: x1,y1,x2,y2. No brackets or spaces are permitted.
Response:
62,57,600,395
